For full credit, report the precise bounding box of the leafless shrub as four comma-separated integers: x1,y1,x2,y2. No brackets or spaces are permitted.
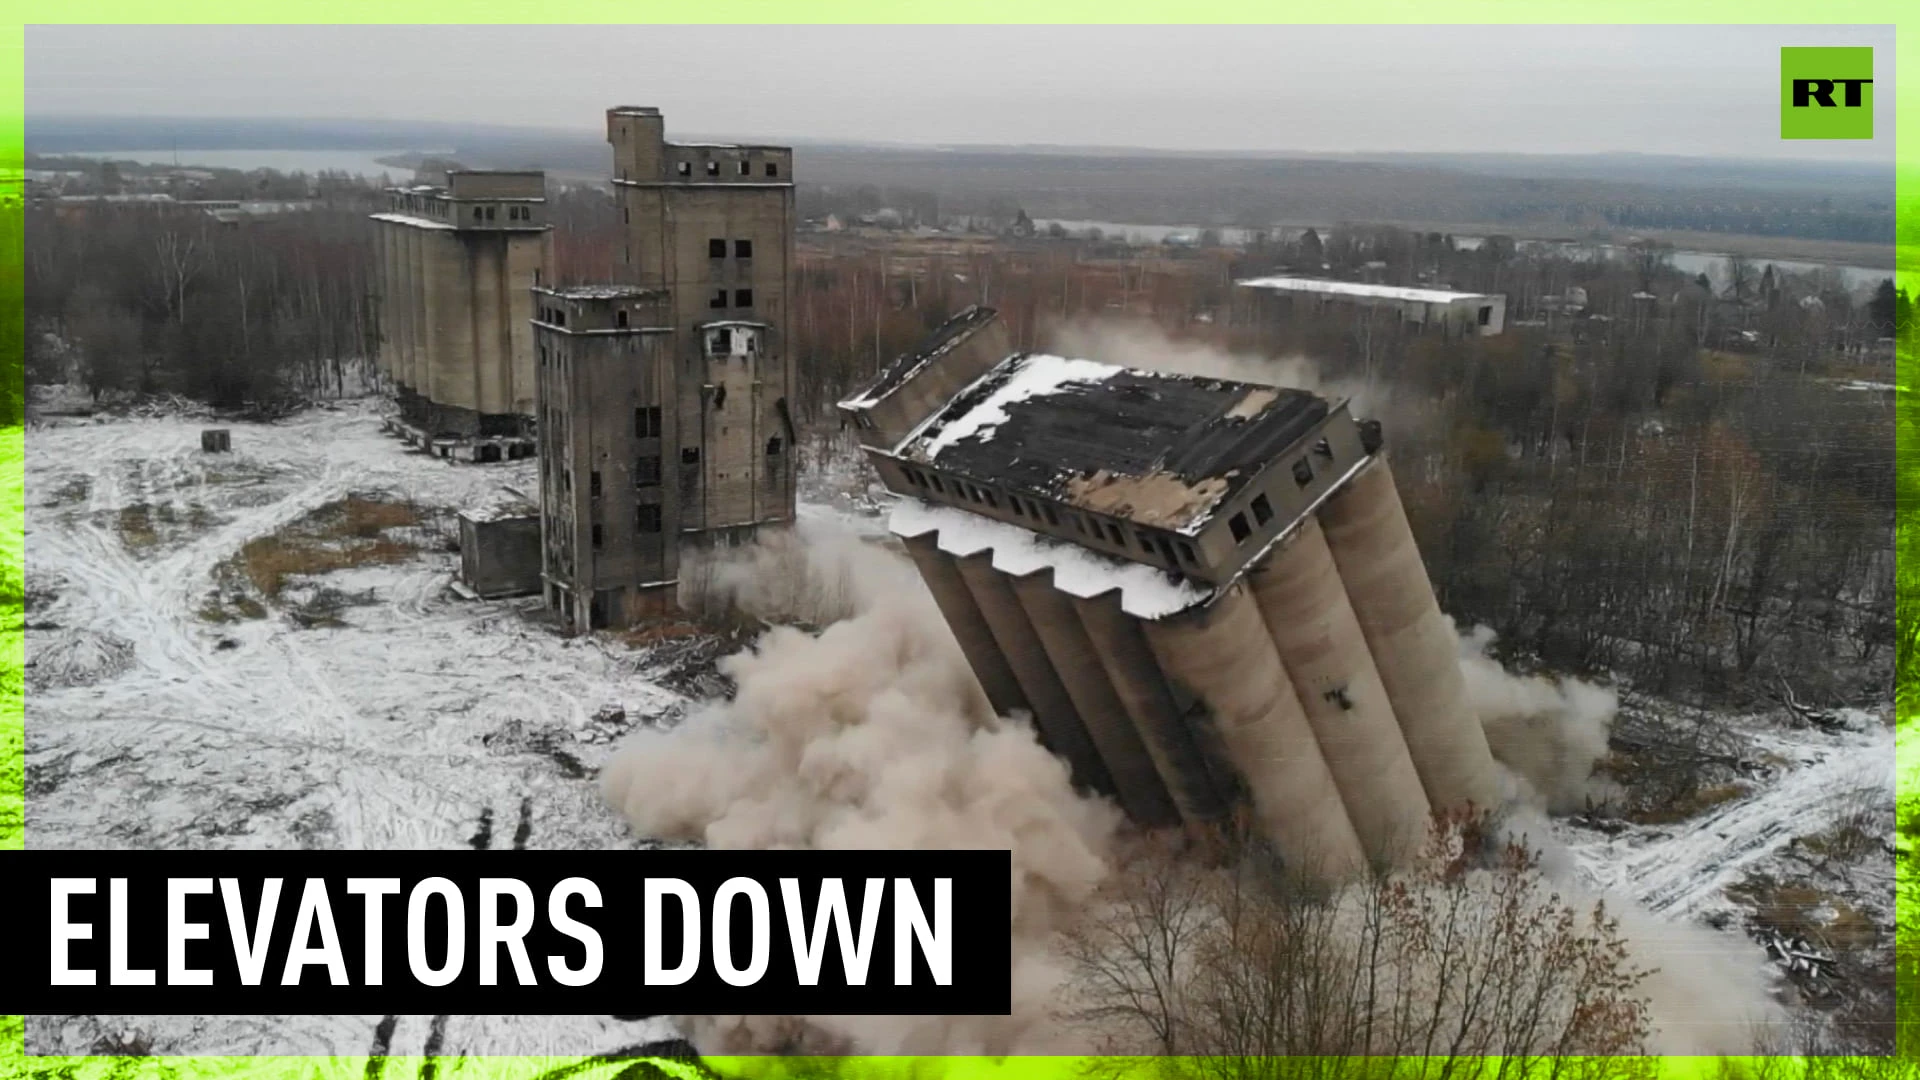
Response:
1060,811,1656,1079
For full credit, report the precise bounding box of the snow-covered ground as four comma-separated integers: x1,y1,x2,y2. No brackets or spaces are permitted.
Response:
20,397,1898,1056
24,399,684,1056
1558,711,1892,921
1554,705,1897,1028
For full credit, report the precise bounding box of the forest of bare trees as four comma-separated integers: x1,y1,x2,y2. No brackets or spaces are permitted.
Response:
773,223,1897,703
19,178,1902,705
24,186,382,412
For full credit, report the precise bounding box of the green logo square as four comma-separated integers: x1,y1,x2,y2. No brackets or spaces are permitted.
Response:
1781,46,1874,139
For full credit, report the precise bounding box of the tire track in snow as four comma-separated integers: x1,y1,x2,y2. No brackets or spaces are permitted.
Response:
26,403,690,1055
1567,724,1892,918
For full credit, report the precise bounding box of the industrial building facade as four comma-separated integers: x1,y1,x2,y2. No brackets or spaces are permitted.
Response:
840,308,1502,879
372,171,552,457
533,108,798,633
1235,275,1508,337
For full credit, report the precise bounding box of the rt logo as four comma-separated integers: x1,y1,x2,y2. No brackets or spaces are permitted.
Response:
1781,47,1874,139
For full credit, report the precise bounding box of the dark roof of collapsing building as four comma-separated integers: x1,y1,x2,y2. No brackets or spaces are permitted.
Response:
839,305,1000,411
892,353,1335,536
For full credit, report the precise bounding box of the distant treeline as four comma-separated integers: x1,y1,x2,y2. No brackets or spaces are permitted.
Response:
21,164,1904,702
788,148,1894,245
28,154,383,203
29,113,1893,245
25,190,384,411
788,224,1899,701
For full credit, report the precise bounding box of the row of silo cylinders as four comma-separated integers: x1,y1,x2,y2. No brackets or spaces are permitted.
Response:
900,456,1501,881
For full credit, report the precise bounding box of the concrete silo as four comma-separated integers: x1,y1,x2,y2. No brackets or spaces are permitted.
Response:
839,309,1501,885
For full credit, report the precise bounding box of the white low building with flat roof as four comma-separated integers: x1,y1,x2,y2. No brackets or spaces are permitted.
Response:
1236,275,1507,336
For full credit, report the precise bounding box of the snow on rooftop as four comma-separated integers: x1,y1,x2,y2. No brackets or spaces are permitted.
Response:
544,284,661,301
838,307,998,411
1237,276,1496,305
912,353,1119,459
458,490,538,523
369,211,455,231
890,497,1211,620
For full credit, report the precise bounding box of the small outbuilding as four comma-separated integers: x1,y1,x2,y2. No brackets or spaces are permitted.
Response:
457,494,542,599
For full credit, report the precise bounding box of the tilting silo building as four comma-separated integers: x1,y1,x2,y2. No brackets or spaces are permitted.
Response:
838,307,1501,880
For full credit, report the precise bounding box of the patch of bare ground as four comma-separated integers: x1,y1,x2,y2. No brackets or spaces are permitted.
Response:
202,495,445,624
618,615,763,701
1587,696,1778,825
106,500,222,556
1725,775,1898,1051
1625,779,1750,825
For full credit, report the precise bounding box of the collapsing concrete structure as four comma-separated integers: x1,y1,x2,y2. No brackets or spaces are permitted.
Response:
839,307,1502,879
372,170,552,461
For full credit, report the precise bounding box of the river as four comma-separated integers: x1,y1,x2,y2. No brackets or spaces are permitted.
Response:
1034,218,1890,294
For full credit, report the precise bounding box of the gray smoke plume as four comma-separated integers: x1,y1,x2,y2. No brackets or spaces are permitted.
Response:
1042,315,1391,423
1458,622,1624,814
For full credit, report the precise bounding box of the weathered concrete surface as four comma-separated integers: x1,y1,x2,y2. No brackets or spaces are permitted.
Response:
1145,584,1367,882
1317,456,1500,815
1011,569,1180,827
1250,518,1431,867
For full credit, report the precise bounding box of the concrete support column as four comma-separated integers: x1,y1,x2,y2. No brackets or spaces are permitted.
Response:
375,222,393,380
389,223,405,386
395,225,413,392
407,226,428,403
474,235,506,418
1317,456,1501,816
899,533,1023,721
1144,584,1367,883
1072,592,1231,828
1009,572,1180,828
953,553,1117,800
1249,518,1432,867
402,225,417,395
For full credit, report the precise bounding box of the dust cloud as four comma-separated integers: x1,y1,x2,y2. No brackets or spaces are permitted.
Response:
605,518,1121,1054
1043,315,1384,418
602,520,1780,1056
600,321,1780,1054
675,515,906,629
1458,622,1623,815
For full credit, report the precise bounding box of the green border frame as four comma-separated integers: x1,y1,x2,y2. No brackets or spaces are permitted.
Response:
1,9,1914,1080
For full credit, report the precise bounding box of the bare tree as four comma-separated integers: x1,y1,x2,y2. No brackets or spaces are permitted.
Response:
1060,812,1655,1079
151,222,209,327
1723,255,1754,303
68,283,142,402
1628,240,1672,293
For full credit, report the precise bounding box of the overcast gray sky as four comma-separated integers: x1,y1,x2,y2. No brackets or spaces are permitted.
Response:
28,24,1896,161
